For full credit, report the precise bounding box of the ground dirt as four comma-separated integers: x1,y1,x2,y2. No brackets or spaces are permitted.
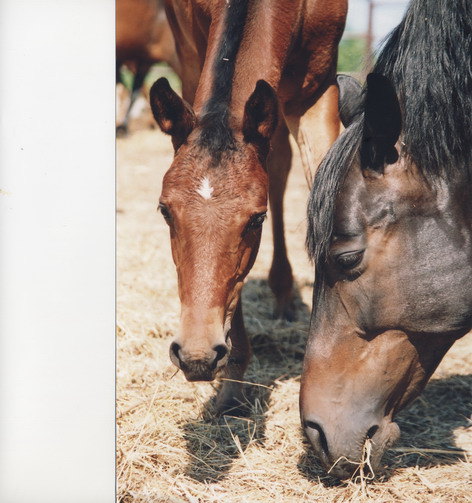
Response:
117,127,471,503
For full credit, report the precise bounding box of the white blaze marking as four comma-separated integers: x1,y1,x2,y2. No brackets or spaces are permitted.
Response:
196,177,214,200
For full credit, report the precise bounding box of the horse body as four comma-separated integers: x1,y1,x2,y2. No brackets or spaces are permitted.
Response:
151,0,346,411
116,0,180,134
303,0,472,478
166,1,345,112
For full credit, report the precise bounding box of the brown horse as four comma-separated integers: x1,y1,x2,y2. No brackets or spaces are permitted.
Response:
150,0,347,412
303,0,472,478
116,0,181,135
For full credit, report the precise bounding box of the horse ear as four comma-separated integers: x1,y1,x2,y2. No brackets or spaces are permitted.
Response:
337,74,363,127
243,80,278,155
361,73,402,172
149,78,196,151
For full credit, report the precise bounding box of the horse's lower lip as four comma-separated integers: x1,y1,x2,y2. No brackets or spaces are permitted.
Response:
183,369,216,382
186,375,213,382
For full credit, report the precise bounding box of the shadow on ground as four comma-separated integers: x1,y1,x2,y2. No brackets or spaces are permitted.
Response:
182,278,311,482
297,374,471,484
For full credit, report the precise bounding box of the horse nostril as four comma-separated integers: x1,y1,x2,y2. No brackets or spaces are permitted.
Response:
212,344,229,368
170,342,181,361
305,421,329,456
366,425,379,440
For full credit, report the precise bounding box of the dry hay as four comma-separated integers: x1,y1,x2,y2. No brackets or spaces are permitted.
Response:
117,128,472,503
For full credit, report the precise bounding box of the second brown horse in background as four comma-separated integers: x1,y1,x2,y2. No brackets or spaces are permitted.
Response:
150,0,347,412
116,0,181,135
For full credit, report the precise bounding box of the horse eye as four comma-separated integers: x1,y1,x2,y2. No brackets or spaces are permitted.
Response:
247,212,267,229
336,250,364,270
158,203,172,222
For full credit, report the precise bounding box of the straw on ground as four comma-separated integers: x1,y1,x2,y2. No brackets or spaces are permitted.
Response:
117,128,472,503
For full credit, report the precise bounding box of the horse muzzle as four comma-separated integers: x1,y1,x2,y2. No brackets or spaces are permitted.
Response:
169,341,230,381
303,416,400,479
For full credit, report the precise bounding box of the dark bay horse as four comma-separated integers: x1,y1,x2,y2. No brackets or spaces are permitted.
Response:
116,0,181,135
302,0,472,478
150,0,347,412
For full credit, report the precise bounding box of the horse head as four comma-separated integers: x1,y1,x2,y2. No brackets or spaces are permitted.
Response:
150,78,278,382
302,73,472,478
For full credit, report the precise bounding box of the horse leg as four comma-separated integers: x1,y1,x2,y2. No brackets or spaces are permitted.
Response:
116,63,131,137
117,63,150,137
286,81,341,187
215,299,251,414
267,120,294,320
130,64,149,108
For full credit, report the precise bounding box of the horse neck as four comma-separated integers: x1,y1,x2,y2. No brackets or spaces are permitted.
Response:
193,0,299,123
229,2,297,121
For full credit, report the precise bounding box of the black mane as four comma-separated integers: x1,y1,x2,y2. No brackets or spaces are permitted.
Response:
307,0,472,268
197,0,249,154
374,0,472,178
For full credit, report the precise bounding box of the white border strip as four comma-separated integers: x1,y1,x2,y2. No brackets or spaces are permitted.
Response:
0,1,115,501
